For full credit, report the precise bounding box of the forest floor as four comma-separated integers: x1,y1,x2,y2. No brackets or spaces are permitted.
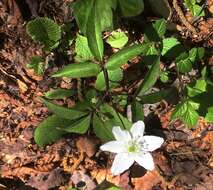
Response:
0,0,213,190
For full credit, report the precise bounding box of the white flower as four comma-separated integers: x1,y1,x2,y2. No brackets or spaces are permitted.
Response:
100,121,164,175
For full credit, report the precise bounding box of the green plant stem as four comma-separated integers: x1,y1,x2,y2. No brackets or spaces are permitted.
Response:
100,60,110,93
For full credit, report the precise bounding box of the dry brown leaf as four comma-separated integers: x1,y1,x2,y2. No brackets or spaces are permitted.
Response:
131,170,162,190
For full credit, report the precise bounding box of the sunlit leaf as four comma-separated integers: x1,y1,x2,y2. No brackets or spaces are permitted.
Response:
86,3,104,60
52,62,101,78
106,43,152,70
106,31,128,48
75,34,94,61
172,100,199,127
161,38,180,56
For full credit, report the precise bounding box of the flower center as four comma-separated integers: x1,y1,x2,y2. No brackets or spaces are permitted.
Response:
127,141,139,153
128,144,137,152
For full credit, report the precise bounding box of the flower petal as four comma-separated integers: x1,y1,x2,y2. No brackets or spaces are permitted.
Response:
100,141,125,153
143,136,164,151
130,120,145,138
112,126,131,142
111,153,134,175
134,152,154,170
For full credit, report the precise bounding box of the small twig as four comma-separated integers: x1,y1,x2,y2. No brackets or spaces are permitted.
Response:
77,78,84,102
173,0,197,33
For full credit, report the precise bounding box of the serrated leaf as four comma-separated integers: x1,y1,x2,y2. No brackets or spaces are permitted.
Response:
184,0,204,16
27,56,44,75
26,17,61,50
137,56,160,96
44,88,75,99
176,52,192,73
62,115,91,134
75,34,94,62
161,38,180,56
187,79,207,97
106,43,152,70
95,68,123,91
172,100,199,127
106,31,128,48
160,71,169,83
52,62,101,78
40,98,88,120
34,115,71,147
86,2,104,60
205,107,213,122
189,47,205,62
191,84,213,116
118,0,144,17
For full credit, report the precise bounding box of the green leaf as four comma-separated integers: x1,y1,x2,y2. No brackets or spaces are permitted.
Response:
27,56,44,75
40,98,88,120
44,88,75,99
184,0,204,16
148,0,171,19
106,31,128,48
106,43,152,70
34,115,71,147
161,38,180,56
62,115,91,134
137,56,160,96
93,113,114,141
138,87,178,104
118,0,144,17
75,34,94,62
191,4,204,16
26,17,61,50
187,79,207,97
72,0,95,34
176,52,192,73
96,0,117,31
191,84,213,116
73,0,116,33
160,71,169,83
86,2,104,60
144,19,166,42
205,107,213,122
172,100,199,127
95,68,123,91
106,187,123,190
52,62,101,78
189,47,205,62
93,104,132,141
131,101,144,122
